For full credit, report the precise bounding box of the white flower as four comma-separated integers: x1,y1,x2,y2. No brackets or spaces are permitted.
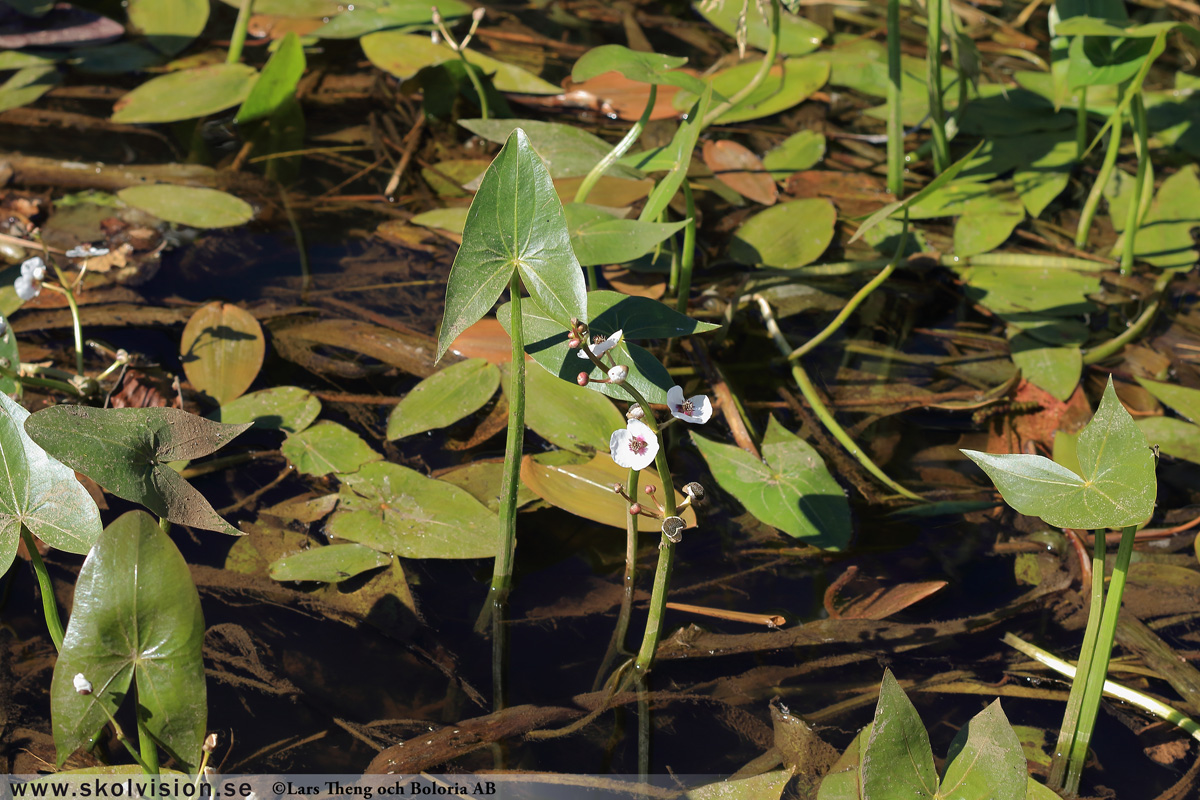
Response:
73,673,92,695
578,329,623,359
607,364,628,383
667,385,713,424
20,256,46,282
66,244,109,259
609,418,659,471
14,274,39,301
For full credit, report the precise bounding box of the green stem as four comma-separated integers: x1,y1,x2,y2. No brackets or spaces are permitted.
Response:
1076,91,1089,161
886,0,904,196
48,263,85,376
1065,524,1138,795
279,183,311,300
0,362,86,397
701,0,781,128
926,0,950,174
675,181,697,314
226,0,254,65
1075,103,1122,250
136,685,159,774
94,702,151,773
1047,529,1107,792
1081,268,1175,365
576,86,657,207
457,55,491,121
21,525,64,651
595,467,641,691
1120,92,1148,277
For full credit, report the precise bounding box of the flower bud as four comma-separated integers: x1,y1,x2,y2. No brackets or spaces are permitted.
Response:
430,29,441,45
472,6,485,21
577,372,590,386
612,483,624,493
203,733,218,752
567,337,580,349
73,673,92,695
629,503,641,515
626,405,644,420
607,364,628,384
431,6,442,24
643,484,656,495
662,516,685,543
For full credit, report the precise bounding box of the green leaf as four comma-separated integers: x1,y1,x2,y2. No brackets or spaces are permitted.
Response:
686,770,794,800
117,185,254,229
328,462,497,558
24,407,250,535
51,511,206,770
729,198,837,268
0,394,102,576
281,421,382,477
1137,417,1200,465
314,1,468,38
236,31,305,126
692,0,826,56
564,204,689,267
459,118,645,181
436,128,587,362
498,290,718,405
269,543,391,583
691,417,850,550
572,45,706,94
962,377,1157,529
762,130,826,178
0,321,18,395
436,461,538,514
517,362,625,454
1136,377,1200,423
638,86,712,222
210,386,322,433
362,32,561,94
410,206,469,234
1132,164,1200,269
180,301,265,405
217,0,338,14
861,670,938,800
1067,34,1154,89
111,63,258,123
0,65,61,113
938,701,1027,800
127,0,208,57
676,57,830,125
1009,334,1081,402
816,726,869,800
387,358,500,440
953,265,1099,320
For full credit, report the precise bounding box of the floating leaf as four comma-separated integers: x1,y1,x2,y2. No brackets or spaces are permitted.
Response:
954,191,1025,257
1009,334,1081,402
729,199,836,268
362,31,560,94
517,363,625,454
410,207,469,236
0,393,102,576
314,0,468,38
459,118,645,181
127,0,208,57
270,318,437,379
281,421,381,477
862,671,938,799
261,492,339,523
521,453,696,532
571,45,707,94
1067,34,1154,90
24,407,249,535
1132,164,1200,269
954,266,1099,320
691,417,850,550
209,386,321,433
564,204,688,267
269,543,390,583
328,462,497,559
939,701,1028,800
436,129,587,362
218,0,338,15
436,460,539,514
51,511,205,770
180,301,265,405
0,64,61,113
676,58,830,125
387,358,499,440
1136,377,1200,423
111,63,258,123
962,377,1157,529
763,130,826,179
692,0,826,56
117,185,254,229
703,140,778,205
1137,417,1200,465
236,31,305,125
686,770,794,800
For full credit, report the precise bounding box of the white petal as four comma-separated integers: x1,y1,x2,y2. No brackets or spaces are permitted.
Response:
667,385,685,408
609,418,659,471
689,394,713,424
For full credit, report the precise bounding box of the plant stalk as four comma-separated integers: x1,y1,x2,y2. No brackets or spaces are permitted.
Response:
46,262,85,376
457,57,491,121
1076,91,1088,161
675,181,697,314
926,0,950,174
701,0,781,128
576,85,657,207
21,525,64,651
595,467,641,691
1120,92,1148,276
886,0,904,196
226,0,254,65
1075,105,1122,249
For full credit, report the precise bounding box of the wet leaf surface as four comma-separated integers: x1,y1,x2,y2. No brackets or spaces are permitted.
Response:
210,386,321,433
281,421,382,477
729,198,837,268
269,543,391,584
387,357,499,440
180,301,265,405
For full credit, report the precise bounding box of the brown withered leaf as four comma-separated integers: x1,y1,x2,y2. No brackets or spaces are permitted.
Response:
785,170,894,218
515,70,690,121
109,368,182,409
703,140,778,206
601,265,666,299
824,565,947,620
270,317,438,378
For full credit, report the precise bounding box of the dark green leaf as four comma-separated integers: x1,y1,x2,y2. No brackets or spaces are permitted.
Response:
386,358,500,440
861,670,937,800
51,511,205,770
24,407,250,534
517,362,625,454
816,726,869,800
564,204,689,267
281,421,382,476
269,543,391,583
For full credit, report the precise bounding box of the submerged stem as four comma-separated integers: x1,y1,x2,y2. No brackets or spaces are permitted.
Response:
21,526,64,651
926,0,950,174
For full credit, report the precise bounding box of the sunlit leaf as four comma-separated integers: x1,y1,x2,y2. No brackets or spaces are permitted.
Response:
1137,417,1200,465
314,0,468,38
51,511,205,770
1009,334,1081,402
685,770,794,800
730,198,836,268
180,301,265,405
763,130,826,179
1136,377,1200,423
677,58,830,125
639,85,711,221
269,543,391,583
564,204,688,267
572,45,706,94
436,460,538,514
127,0,208,57
939,701,1027,800
111,63,258,123
210,386,321,433
861,671,937,800
117,185,254,229
217,0,338,14
281,421,381,477
691,417,850,550
386,358,500,440
692,0,826,56
24,407,249,534
516,362,625,454
962,377,1157,529
362,31,561,94
236,31,305,125
459,118,645,181
816,726,869,799
1132,164,1200,269
0,64,61,113
703,140,778,205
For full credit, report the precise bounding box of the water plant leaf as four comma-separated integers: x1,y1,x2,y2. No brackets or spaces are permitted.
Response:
1136,377,1200,423
127,0,208,57
0,393,102,576
939,701,1027,800
314,1,468,38
436,460,539,514
516,362,625,454
572,44,706,94
236,31,305,125
1008,334,1081,402
217,0,338,14
692,0,826,56
691,417,850,550
703,140,778,205
762,130,826,178
816,726,869,799
271,318,437,379
117,185,254,229
676,58,830,125
111,63,258,123
962,377,1157,529
520,453,696,532
24,407,249,534
281,421,382,477
953,266,1099,319
436,129,587,363
1067,34,1155,89
410,207,469,236
953,189,1025,257
50,511,205,770
328,462,497,559
1131,164,1200,269
269,543,391,583
459,118,645,181
180,301,265,405
564,204,688,266
387,358,500,440
209,386,321,433
861,670,938,800
0,64,61,113
639,85,712,222
685,770,794,800
362,31,561,94
729,198,836,268
262,492,339,523
0,321,17,396
1136,417,1200,465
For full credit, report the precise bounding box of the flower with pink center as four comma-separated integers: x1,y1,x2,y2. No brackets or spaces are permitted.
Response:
609,418,659,471
578,329,623,359
667,385,713,424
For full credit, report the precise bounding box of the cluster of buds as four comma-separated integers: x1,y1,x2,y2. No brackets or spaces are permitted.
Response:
431,5,486,50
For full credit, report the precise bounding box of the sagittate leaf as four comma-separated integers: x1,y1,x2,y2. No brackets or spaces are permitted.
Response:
386,358,500,440
571,45,706,94
117,185,254,229
327,462,498,559
209,386,321,433
51,511,206,770
281,421,382,477
691,417,850,550
962,377,1157,529
269,543,391,583
436,128,587,363
861,671,938,800
24,407,250,535
111,63,258,123
0,393,102,576
180,301,265,405
938,701,1027,800
564,203,688,267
